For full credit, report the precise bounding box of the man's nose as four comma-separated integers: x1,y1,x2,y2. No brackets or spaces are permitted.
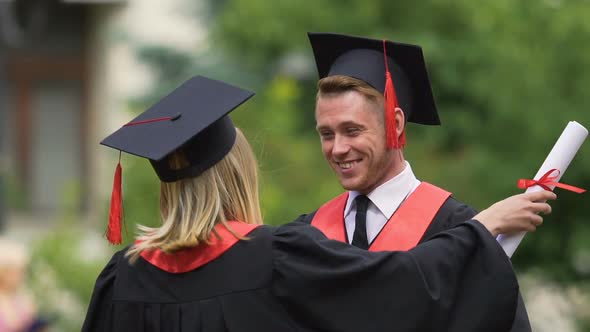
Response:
332,135,351,157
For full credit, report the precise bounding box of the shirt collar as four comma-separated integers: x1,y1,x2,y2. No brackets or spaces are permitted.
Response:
344,161,420,219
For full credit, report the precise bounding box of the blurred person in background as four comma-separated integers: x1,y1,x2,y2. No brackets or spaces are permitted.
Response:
82,75,555,332
295,32,531,330
0,239,36,332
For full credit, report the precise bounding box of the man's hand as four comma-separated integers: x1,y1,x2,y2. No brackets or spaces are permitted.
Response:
474,191,557,237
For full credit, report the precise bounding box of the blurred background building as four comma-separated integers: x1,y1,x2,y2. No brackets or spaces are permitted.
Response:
0,0,204,238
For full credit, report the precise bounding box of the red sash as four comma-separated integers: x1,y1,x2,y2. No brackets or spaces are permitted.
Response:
311,192,349,243
311,182,451,252
139,221,261,273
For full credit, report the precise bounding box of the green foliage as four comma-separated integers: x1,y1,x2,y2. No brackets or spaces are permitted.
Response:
3,174,28,210
29,229,107,331
29,181,112,331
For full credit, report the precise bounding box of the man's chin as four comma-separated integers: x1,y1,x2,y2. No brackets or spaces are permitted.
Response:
339,180,360,192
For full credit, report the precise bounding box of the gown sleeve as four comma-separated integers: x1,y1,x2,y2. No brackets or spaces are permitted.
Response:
81,250,124,332
421,197,478,240
423,198,531,332
271,220,518,332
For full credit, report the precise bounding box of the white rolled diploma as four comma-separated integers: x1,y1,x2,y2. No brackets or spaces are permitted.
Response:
496,121,588,258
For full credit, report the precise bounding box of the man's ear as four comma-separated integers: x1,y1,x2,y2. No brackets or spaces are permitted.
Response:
395,107,405,137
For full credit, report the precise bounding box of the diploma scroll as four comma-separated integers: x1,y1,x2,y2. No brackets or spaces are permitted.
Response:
497,121,588,258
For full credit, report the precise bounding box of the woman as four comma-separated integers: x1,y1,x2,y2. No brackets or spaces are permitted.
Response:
83,76,554,332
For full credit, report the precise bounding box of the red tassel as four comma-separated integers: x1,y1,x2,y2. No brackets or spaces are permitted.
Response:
106,153,123,245
384,71,398,148
383,40,405,150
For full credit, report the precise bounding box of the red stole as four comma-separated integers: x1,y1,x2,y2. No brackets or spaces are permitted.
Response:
311,182,451,251
139,221,260,273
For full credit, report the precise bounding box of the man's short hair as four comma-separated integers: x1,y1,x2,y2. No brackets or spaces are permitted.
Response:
317,75,383,107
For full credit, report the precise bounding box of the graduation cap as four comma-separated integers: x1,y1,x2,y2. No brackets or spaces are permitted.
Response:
100,75,255,244
308,32,440,149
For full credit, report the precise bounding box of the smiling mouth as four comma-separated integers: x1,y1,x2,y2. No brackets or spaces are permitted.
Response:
337,160,361,170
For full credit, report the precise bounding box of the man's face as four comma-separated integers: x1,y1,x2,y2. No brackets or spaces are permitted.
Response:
315,90,399,194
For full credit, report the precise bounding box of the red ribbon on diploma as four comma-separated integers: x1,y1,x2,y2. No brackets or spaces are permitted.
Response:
518,169,586,193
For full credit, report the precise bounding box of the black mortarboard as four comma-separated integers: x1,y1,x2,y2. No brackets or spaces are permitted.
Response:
101,75,254,182
100,75,254,244
308,32,440,127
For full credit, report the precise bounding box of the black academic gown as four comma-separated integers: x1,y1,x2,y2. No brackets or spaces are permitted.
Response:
421,198,531,332
296,195,532,331
82,220,518,332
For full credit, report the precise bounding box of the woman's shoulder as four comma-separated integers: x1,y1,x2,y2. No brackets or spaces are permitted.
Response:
95,246,130,279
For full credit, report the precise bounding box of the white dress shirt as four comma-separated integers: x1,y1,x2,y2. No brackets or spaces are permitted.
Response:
344,161,421,244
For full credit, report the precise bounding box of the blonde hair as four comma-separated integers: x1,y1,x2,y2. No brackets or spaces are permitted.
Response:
126,128,262,263
317,75,384,107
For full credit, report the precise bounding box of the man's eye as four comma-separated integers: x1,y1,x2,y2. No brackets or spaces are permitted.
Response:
346,128,360,135
320,132,334,139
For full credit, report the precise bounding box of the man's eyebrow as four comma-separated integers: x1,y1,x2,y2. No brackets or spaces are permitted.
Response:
339,120,363,127
316,121,364,131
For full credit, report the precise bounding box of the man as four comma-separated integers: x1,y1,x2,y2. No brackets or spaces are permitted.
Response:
295,32,532,331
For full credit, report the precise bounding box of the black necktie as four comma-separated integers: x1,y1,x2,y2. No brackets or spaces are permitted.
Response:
352,195,370,249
